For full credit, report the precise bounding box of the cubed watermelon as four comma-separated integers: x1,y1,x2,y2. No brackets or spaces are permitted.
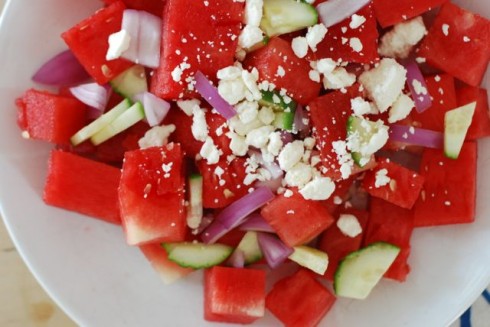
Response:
44,150,121,224
261,192,334,247
119,143,187,245
151,0,243,99
418,2,490,86
266,269,336,327
62,1,133,84
102,0,164,17
16,89,88,145
244,37,321,105
413,142,477,226
373,0,448,28
204,266,266,324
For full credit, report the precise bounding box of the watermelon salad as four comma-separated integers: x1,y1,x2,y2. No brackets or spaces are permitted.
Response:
15,0,490,325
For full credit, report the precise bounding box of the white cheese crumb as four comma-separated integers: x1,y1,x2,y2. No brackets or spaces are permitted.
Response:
349,37,363,53
284,189,293,198
442,23,449,36
306,24,328,52
191,107,208,142
171,62,191,83
309,69,321,83
106,29,131,61
244,0,263,27
238,25,264,49
236,101,259,124
285,163,313,188
138,125,176,149
412,79,428,96
242,68,262,101
276,65,286,77
278,140,304,171
351,97,378,116
228,132,248,156
349,14,366,29
299,177,336,200
323,67,356,90
388,93,415,123
200,137,221,164
375,168,391,188
303,137,316,150
267,132,284,156
337,214,362,238
316,58,337,75
358,58,407,112
218,78,247,105
177,99,201,116
258,106,275,125
291,37,309,58
217,66,242,80
463,36,471,42
378,17,427,59
245,125,275,148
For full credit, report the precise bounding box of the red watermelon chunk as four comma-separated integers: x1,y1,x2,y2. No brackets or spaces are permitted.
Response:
418,2,490,87
456,86,490,140
62,1,133,84
204,266,266,324
413,142,477,226
244,37,321,105
266,269,336,327
319,208,369,281
260,192,334,247
102,0,164,17
16,89,88,145
315,4,379,64
139,243,194,284
373,0,448,28
362,158,425,209
43,150,121,224
308,87,359,180
364,198,414,282
151,0,243,100
409,74,457,132
119,143,187,245
197,157,248,209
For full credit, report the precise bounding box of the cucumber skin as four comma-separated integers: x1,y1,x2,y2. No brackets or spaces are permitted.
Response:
333,242,400,298
163,242,234,269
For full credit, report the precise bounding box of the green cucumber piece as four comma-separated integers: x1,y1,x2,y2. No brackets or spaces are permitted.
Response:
288,245,329,275
110,65,148,99
90,102,145,145
163,242,234,269
235,231,263,265
260,0,318,37
70,99,131,146
187,174,203,229
346,116,388,167
444,101,476,159
259,90,296,130
334,242,400,300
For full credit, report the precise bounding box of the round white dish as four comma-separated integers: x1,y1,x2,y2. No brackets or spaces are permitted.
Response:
0,0,489,326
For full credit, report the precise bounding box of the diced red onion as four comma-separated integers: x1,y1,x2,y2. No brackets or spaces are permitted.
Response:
404,60,432,113
256,178,283,192
257,232,293,269
194,71,237,120
389,124,443,149
133,92,170,126
227,249,245,268
32,50,89,86
70,83,109,111
121,9,162,68
201,187,275,244
316,0,371,28
239,213,275,233
280,131,294,144
293,104,309,137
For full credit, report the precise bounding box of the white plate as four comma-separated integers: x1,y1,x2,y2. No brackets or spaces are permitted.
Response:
1,0,490,326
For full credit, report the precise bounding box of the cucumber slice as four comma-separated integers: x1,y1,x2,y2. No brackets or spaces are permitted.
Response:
346,116,389,167
70,99,131,146
444,101,476,159
235,231,263,265
259,90,296,130
334,242,400,300
163,242,233,269
288,245,329,275
187,174,203,229
90,102,145,145
110,65,148,100
260,0,318,37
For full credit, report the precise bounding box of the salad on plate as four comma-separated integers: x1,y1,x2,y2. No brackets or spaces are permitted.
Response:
13,0,490,325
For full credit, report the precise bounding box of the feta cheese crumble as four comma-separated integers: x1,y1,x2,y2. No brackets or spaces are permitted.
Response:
337,214,362,237
299,177,336,200
138,125,176,149
291,37,309,58
388,93,415,123
378,17,427,59
106,30,131,61
306,24,328,52
374,168,391,188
